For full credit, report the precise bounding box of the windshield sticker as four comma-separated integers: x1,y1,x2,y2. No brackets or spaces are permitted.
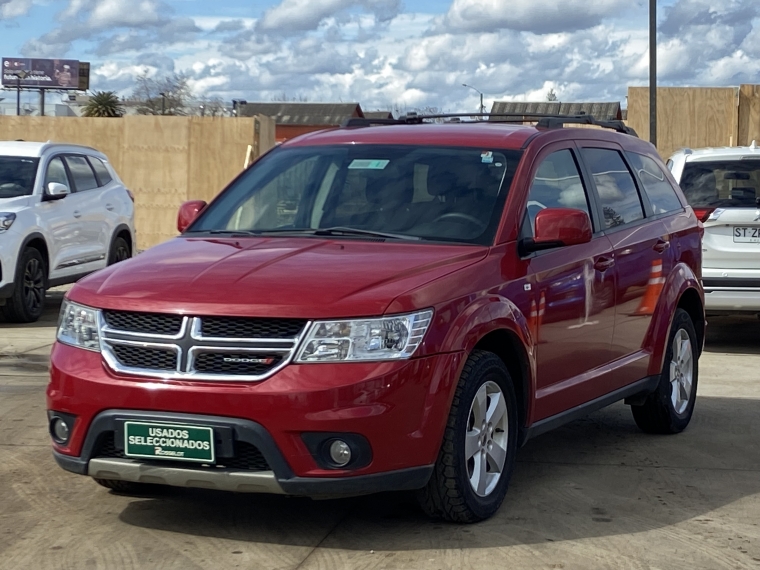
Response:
481,151,494,164
348,159,390,170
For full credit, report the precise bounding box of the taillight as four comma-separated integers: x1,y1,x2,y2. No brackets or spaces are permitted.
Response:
126,189,135,202
692,207,715,222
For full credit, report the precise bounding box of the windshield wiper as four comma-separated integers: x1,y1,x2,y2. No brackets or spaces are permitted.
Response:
312,227,421,240
195,227,420,240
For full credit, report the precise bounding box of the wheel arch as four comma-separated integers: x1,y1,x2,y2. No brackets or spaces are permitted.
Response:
19,232,50,279
645,262,705,376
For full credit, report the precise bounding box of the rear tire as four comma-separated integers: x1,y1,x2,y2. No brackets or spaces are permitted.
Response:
417,350,518,523
107,236,130,266
2,247,46,323
632,308,698,434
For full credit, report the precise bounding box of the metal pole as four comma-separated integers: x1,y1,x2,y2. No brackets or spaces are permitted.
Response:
16,77,21,116
480,93,484,115
649,0,657,147
40,89,45,117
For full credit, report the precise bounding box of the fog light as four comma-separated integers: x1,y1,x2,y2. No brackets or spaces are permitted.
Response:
329,439,352,467
51,417,70,444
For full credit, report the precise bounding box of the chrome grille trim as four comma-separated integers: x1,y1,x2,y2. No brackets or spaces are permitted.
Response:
99,313,310,382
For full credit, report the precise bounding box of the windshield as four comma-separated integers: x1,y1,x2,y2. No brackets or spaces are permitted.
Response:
0,156,39,199
189,144,522,245
680,160,760,208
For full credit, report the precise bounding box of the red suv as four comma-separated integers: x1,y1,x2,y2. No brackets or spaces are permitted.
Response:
48,114,705,522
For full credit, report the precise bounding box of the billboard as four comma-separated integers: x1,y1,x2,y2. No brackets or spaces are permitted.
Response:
2,58,81,89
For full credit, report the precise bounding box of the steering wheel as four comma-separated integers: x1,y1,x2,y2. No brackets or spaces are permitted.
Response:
432,212,487,229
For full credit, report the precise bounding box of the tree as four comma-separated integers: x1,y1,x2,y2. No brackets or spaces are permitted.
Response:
197,96,227,117
270,92,309,102
129,73,193,115
546,88,558,102
82,91,125,118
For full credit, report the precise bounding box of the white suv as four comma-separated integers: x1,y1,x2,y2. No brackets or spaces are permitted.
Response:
0,141,135,323
668,141,760,315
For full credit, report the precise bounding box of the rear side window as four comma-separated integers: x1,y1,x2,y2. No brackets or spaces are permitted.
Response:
581,148,644,229
88,157,113,186
64,156,98,192
680,160,760,208
627,153,683,214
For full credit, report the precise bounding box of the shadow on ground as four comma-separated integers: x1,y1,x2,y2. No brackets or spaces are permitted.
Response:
118,394,760,550
704,315,760,355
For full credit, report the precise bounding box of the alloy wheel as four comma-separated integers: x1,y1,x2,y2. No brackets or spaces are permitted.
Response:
465,380,509,497
669,328,694,415
23,258,45,314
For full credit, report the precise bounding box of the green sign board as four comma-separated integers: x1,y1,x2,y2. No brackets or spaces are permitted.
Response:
124,422,214,463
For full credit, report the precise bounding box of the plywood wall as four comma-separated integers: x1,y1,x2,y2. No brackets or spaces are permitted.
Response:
738,84,760,146
627,87,738,159
0,115,275,249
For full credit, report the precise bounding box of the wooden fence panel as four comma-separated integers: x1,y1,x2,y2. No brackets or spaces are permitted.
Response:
627,87,738,159
738,84,760,146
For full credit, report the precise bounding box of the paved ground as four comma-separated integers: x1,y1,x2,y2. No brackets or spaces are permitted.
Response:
1,294,759,570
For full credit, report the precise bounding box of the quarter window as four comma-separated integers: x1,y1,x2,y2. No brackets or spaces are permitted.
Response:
88,157,113,186
581,148,644,229
525,149,591,236
64,156,98,192
627,153,683,214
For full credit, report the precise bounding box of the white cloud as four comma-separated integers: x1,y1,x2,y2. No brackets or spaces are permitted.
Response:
0,0,32,19
438,0,632,34
258,0,401,33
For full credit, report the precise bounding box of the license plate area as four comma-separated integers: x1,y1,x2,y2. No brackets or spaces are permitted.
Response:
733,227,760,243
124,421,215,463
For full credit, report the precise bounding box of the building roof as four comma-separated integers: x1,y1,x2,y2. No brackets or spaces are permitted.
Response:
238,102,364,125
490,101,622,121
363,111,394,120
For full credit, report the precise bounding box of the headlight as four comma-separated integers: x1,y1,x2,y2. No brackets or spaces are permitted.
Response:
295,310,433,362
0,213,16,233
57,299,101,352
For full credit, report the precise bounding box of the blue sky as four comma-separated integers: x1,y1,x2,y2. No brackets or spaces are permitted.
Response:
2,0,760,114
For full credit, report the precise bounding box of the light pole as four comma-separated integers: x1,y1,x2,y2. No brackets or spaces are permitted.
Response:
649,0,657,147
159,92,166,115
462,83,485,116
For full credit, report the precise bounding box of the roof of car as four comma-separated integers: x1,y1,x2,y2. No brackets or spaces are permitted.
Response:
0,140,101,158
282,123,542,149
672,141,760,161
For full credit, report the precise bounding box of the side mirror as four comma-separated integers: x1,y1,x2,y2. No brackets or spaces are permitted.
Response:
46,182,70,200
177,200,207,233
521,208,592,254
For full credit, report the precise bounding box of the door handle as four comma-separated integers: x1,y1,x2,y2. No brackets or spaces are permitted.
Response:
105,203,115,211
653,240,671,253
73,210,82,218
594,256,615,272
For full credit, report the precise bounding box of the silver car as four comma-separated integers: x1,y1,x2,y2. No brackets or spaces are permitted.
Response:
668,141,760,316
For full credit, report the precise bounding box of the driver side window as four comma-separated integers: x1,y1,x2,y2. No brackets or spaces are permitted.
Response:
45,157,70,191
526,149,591,236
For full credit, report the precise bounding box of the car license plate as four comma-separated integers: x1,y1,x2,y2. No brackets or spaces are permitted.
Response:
124,422,215,463
733,227,760,243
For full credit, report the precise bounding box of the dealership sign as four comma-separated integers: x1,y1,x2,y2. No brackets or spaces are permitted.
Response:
2,58,82,90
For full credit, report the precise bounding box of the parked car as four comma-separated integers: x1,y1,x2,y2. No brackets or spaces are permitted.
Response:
667,142,760,316
48,115,704,523
0,141,135,323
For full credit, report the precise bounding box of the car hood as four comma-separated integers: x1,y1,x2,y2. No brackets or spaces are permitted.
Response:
69,236,488,318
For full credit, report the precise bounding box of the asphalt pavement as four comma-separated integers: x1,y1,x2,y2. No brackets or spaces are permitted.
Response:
1,293,758,570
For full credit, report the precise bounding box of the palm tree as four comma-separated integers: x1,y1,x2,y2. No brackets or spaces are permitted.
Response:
82,91,125,118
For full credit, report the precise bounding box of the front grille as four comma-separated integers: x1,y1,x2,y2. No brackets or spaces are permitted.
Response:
93,432,269,471
201,317,307,339
193,352,282,375
104,310,183,336
111,344,176,371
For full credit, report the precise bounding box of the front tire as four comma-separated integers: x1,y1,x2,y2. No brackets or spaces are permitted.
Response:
2,247,46,323
631,308,698,434
417,350,518,523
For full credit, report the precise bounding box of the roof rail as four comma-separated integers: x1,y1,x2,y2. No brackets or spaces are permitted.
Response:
341,113,638,137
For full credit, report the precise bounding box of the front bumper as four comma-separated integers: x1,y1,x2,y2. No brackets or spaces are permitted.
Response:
48,342,462,496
